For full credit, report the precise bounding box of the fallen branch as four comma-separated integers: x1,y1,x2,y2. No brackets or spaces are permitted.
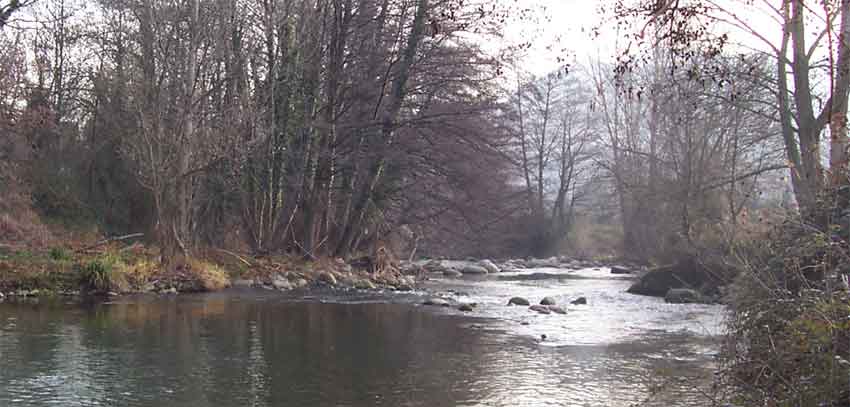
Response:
77,233,144,252
291,229,317,261
215,248,253,267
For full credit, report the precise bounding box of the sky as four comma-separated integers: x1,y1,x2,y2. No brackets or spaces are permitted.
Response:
499,0,794,77
499,0,608,75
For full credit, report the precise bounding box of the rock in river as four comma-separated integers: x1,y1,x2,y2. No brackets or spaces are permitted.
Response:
570,297,587,305
423,298,451,307
461,265,489,275
424,260,446,273
507,297,530,306
160,287,178,295
478,259,500,273
318,271,338,286
548,306,567,314
627,257,737,298
272,277,292,290
233,279,254,288
529,305,551,314
664,288,703,304
540,296,556,306
528,257,560,268
443,269,463,278
354,279,377,290
610,266,632,275
458,303,475,312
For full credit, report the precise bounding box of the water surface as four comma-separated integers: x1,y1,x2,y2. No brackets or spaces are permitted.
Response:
0,267,725,406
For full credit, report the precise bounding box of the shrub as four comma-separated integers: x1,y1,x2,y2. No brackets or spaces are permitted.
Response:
123,259,157,288
48,247,72,262
187,258,229,291
719,219,850,406
78,253,128,292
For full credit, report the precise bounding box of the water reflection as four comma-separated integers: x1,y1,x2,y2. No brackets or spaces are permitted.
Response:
0,291,716,406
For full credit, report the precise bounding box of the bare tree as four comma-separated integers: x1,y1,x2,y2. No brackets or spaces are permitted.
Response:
615,0,850,219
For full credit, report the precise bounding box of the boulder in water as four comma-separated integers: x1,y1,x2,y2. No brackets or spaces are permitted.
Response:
424,260,446,273
354,279,377,290
570,297,587,305
627,257,736,298
528,257,560,268
318,271,338,285
232,279,254,288
529,305,551,314
664,288,703,304
160,287,178,295
478,259,500,273
461,265,489,275
423,298,451,307
458,303,474,312
272,277,292,290
508,297,530,306
610,266,632,275
548,305,567,314
443,269,463,278
540,296,556,306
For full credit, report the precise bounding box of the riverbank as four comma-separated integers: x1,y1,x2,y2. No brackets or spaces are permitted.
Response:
0,240,639,302
0,243,420,299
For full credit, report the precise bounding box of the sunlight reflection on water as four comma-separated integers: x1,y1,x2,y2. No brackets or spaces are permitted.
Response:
0,267,724,407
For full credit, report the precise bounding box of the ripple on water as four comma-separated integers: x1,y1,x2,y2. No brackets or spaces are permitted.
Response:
423,267,725,346
0,267,725,407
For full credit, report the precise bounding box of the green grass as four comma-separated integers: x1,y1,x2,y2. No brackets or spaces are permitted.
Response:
78,252,128,292
48,247,72,262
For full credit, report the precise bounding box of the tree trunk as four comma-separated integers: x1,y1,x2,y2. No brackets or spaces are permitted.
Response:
335,0,428,257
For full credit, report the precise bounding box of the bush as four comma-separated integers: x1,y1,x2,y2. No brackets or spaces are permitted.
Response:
123,259,157,288
719,219,850,406
187,258,230,291
48,247,72,262
78,253,128,292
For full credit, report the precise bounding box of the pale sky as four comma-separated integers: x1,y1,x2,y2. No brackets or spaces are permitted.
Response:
499,0,608,75
500,0,799,77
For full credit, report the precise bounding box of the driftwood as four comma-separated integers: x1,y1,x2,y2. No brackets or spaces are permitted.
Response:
77,233,144,252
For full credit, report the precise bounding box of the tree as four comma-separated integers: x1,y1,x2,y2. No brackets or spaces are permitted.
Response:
591,50,784,261
614,0,850,221
503,68,598,256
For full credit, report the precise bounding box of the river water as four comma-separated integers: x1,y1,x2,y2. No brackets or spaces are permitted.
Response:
0,266,725,406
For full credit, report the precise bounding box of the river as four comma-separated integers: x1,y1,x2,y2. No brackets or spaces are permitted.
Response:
0,266,725,406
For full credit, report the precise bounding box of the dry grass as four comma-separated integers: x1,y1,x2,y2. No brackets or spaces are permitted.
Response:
123,258,158,288
187,258,230,291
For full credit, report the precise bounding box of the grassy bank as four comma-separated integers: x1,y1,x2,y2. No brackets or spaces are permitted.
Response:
0,243,417,299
